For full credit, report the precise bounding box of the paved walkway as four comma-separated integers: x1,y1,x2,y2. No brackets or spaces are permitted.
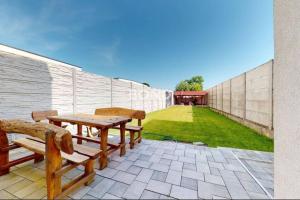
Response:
0,137,273,199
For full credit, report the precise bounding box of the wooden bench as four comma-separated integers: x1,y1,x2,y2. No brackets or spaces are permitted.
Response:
94,107,146,149
0,119,100,199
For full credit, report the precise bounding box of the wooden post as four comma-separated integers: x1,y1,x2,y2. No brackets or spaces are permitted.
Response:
77,125,82,144
129,130,135,149
84,160,95,186
100,128,108,170
45,131,62,199
0,130,9,175
120,123,126,156
137,119,142,143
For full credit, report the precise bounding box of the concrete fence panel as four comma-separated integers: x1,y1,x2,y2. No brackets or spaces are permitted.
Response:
75,71,111,114
222,80,231,113
230,73,246,118
0,45,172,121
217,84,223,110
245,61,273,127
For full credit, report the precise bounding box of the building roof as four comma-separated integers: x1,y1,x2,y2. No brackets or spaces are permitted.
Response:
174,91,208,96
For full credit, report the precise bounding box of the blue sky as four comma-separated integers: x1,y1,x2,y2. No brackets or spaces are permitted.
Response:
0,0,273,90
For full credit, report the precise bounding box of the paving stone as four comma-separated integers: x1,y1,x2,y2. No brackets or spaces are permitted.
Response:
112,171,136,184
168,160,182,172
14,179,45,198
123,181,147,199
196,162,211,173
162,154,179,161
127,153,140,161
102,193,121,199
182,169,204,181
159,158,172,165
134,160,152,168
89,175,104,188
224,163,246,172
197,180,231,199
5,179,32,194
96,167,118,178
115,160,133,171
111,155,126,162
181,177,198,191
146,180,172,195
179,156,195,164
139,154,151,161
205,174,225,186
183,163,197,171
0,190,18,199
149,154,161,163
88,178,115,198
159,194,174,199
240,180,266,194
209,161,225,170
136,168,154,183
210,167,221,176
248,192,270,199
108,182,129,197
108,161,120,169
174,150,185,156
128,165,142,175
170,185,198,199
154,148,165,155
166,170,181,185
234,171,254,181
151,171,168,182
150,163,169,173
81,194,98,199
140,190,161,199
69,186,91,199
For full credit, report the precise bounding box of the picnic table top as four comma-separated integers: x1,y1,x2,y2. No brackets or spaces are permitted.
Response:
47,113,131,129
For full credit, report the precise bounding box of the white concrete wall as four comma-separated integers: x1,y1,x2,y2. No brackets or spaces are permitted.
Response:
274,0,300,198
231,74,246,118
216,84,223,110
0,46,172,121
207,60,273,137
246,61,273,127
222,80,231,113
75,71,111,114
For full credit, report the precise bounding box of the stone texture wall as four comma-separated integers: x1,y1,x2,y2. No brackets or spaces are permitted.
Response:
0,45,172,121
207,60,273,137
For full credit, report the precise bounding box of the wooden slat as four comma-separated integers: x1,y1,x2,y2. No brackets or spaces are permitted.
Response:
73,144,101,159
13,138,89,164
48,114,131,129
95,107,146,120
113,125,143,131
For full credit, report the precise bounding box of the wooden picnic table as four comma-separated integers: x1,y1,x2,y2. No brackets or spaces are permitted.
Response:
47,114,131,169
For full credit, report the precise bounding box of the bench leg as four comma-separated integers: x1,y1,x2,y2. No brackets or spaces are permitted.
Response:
138,131,142,143
129,130,135,149
119,123,126,156
0,130,9,176
100,128,108,170
84,160,95,186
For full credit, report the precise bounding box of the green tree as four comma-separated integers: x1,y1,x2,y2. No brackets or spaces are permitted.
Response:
175,75,204,91
175,81,190,91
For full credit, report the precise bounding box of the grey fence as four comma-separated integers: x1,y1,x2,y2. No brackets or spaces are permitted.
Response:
0,45,173,121
207,60,273,138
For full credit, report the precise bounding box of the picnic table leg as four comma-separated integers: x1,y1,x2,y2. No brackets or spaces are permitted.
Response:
0,130,9,175
120,123,126,156
100,128,108,170
77,124,82,144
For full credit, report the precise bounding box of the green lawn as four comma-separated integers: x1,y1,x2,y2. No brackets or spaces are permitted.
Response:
141,106,273,152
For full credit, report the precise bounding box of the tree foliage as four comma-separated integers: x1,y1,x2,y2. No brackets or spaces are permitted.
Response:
175,76,204,91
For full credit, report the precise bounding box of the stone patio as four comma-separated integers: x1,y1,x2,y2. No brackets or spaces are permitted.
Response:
0,136,273,199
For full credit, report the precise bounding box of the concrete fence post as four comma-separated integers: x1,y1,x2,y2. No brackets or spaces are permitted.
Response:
229,79,232,114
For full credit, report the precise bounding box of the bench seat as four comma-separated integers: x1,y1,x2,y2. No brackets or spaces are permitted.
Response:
113,125,143,131
14,138,101,163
